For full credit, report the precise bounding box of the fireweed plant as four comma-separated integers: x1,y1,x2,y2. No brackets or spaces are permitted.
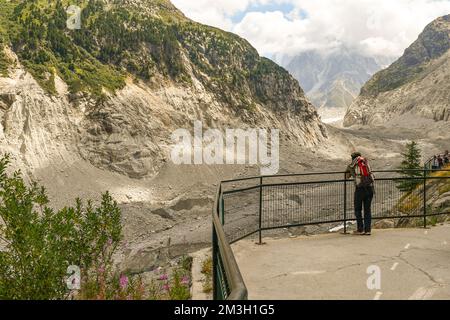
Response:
0,154,191,300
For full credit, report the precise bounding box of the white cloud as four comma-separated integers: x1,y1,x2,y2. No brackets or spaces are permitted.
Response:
172,0,281,30
172,0,450,58
172,0,257,30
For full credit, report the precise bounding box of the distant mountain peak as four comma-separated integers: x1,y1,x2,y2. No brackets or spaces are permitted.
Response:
281,48,395,111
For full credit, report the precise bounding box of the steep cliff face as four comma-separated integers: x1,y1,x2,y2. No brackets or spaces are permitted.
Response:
0,0,327,181
344,15,450,127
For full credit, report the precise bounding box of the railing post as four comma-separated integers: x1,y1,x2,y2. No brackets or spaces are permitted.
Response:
423,168,427,229
221,197,225,225
213,185,223,300
212,224,218,300
258,176,263,245
343,172,348,234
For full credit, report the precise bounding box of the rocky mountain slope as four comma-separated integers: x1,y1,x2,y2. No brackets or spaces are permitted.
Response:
280,48,392,116
0,0,333,269
0,0,327,182
344,15,450,127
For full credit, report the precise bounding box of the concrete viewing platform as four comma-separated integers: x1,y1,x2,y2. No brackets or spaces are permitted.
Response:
232,224,450,300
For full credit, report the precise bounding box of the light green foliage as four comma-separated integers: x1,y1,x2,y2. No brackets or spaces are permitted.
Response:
4,0,126,96
79,272,148,300
0,154,122,300
79,258,193,300
0,0,194,96
201,256,212,294
439,183,450,195
168,269,191,300
0,0,15,76
0,153,194,300
0,46,10,77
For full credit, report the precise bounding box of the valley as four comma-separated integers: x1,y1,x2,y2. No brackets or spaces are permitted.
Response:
30,118,446,274
0,0,449,296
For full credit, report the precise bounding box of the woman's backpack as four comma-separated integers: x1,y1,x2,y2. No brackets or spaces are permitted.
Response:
357,157,374,187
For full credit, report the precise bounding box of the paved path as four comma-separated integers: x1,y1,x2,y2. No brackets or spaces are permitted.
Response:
233,224,450,300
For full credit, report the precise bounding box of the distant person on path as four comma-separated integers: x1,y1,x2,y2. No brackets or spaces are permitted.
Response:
432,155,439,170
444,151,449,165
346,152,375,236
438,155,444,169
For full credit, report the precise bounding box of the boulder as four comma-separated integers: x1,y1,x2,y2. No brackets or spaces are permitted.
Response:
373,219,395,229
432,192,450,210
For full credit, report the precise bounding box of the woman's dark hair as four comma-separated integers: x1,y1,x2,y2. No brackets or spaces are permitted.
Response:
351,152,362,159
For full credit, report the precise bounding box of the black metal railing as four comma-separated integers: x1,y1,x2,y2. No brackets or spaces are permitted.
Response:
212,184,248,300
212,167,450,300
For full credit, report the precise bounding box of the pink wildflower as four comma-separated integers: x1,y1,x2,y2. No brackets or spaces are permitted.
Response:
181,276,190,285
158,274,168,281
119,274,129,289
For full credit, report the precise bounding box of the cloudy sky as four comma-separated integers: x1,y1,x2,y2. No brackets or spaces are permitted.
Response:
172,0,450,60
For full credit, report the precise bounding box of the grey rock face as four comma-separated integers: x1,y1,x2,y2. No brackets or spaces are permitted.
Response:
0,53,327,182
344,15,450,127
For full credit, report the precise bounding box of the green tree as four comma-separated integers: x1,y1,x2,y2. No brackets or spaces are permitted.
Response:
0,154,122,300
397,141,423,193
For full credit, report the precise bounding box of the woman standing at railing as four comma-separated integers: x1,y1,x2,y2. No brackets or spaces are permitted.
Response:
345,152,375,236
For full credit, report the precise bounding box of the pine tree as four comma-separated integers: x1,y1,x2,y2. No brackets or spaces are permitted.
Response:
397,141,423,193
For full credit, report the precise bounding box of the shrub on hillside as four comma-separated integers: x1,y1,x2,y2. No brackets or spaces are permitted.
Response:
0,154,122,299
0,154,193,300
